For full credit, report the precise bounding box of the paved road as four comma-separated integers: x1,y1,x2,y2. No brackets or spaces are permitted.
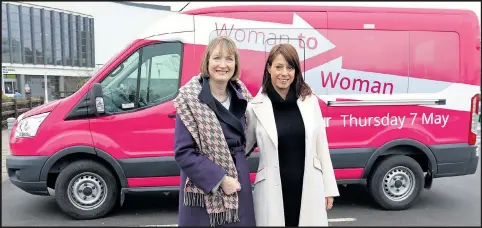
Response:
2,160,480,227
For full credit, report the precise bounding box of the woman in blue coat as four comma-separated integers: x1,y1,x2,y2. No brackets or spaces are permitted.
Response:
173,36,256,227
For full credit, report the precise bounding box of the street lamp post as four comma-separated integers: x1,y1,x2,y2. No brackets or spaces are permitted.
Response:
44,72,48,104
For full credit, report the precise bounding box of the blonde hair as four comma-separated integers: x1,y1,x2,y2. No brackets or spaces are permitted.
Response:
200,36,241,81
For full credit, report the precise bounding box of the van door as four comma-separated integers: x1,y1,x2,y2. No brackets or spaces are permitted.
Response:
89,40,185,184
321,22,410,169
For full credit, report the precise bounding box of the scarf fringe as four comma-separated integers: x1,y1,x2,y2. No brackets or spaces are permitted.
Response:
184,192,240,227
184,192,205,207
208,208,240,227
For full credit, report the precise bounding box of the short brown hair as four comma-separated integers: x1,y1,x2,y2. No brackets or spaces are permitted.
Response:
200,36,241,81
261,43,312,100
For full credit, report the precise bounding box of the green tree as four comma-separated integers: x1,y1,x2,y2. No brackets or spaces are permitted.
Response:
2,91,12,102
76,77,90,90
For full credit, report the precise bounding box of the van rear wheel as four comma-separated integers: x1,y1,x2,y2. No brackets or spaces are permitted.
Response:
54,160,119,219
367,155,424,210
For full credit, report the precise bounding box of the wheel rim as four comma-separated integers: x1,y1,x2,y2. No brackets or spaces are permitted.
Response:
382,166,416,202
67,172,108,211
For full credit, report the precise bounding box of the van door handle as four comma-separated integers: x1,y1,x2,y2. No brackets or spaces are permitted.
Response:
168,112,176,118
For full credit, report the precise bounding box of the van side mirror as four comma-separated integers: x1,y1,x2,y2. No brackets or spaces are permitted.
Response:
92,83,105,115
65,82,106,120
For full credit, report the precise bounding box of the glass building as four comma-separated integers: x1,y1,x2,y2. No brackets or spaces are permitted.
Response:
2,2,95,100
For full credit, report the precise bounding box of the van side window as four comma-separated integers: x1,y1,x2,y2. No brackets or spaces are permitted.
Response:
408,31,459,93
323,30,409,95
100,42,182,114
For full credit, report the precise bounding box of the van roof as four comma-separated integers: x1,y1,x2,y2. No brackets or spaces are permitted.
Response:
183,5,474,17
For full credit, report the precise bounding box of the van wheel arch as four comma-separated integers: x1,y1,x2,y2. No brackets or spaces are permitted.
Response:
362,139,437,179
40,146,128,189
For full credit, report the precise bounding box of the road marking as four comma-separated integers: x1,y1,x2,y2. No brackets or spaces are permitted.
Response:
139,218,357,226
328,217,357,222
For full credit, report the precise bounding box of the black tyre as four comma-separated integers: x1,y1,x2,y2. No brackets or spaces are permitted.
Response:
367,155,424,210
54,160,119,219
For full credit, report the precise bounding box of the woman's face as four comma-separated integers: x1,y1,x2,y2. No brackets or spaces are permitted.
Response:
268,54,295,92
208,44,236,83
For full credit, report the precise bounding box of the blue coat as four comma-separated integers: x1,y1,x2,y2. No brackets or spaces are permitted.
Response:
174,77,256,226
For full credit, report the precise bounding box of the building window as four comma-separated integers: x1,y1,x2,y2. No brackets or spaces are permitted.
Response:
33,8,43,64
80,16,87,67
24,75,58,100
71,15,79,66
9,4,21,63
88,18,94,68
4,81,17,95
21,6,33,64
62,13,70,66
43,10,53,65
2,3,10,63
63,76,87,94
53,11,61,65
85,17,92,67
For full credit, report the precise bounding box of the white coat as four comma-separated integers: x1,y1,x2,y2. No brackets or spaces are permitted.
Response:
245,89,340,226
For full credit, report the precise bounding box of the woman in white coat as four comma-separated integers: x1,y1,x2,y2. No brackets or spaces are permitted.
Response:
245,43,340,226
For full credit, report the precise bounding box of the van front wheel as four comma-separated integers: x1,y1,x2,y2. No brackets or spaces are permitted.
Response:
54,160,119,219
367,155,424,210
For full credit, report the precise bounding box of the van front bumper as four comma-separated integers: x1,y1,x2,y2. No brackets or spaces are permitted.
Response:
6,155,50,196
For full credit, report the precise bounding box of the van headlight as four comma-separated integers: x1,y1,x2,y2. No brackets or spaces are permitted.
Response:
14,112,50,138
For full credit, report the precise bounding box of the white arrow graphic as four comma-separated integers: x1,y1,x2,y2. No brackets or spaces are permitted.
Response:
308,57,479,112
194,13,336,59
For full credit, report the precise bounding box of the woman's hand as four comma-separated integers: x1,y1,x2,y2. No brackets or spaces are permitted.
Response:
326,197,334,210
220,176,241,195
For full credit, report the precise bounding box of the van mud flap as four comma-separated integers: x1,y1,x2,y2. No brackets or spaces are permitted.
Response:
120,188,129,206
424,171,433,189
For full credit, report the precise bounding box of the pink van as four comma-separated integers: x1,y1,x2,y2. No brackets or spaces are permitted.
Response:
7,5,481,219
